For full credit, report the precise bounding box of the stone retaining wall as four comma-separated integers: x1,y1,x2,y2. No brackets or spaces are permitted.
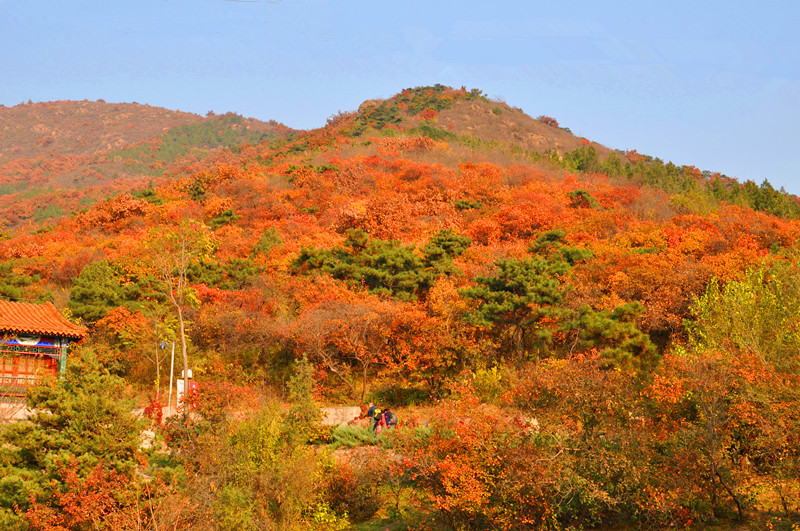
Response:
321,406,362,426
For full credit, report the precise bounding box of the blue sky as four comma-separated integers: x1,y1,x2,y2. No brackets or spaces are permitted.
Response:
2,0,798,193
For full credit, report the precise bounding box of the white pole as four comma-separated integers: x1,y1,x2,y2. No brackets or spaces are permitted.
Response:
168,341,175,414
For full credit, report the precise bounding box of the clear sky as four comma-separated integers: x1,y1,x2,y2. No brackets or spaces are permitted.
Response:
2,1,798,193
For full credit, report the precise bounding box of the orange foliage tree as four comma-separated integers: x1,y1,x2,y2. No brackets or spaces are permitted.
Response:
289,294,393,400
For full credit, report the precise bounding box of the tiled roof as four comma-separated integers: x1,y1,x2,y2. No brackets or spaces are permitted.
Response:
0,301,87,339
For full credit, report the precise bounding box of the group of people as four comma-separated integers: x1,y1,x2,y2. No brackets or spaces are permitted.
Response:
366,402,397,434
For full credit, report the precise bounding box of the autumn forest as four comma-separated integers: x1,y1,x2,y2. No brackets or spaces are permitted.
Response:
0,85,798,530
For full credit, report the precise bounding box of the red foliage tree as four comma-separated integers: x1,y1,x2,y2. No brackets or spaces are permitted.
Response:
537,115,559,128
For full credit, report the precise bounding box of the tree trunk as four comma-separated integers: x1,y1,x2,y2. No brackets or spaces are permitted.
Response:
177,305,188,384
174,300,190,413
360,362,369,402
715,469,744,520
514,325,525,368
154,343,161,401
319,351,356,394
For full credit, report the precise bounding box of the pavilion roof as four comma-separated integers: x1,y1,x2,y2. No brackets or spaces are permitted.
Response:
0,301,87,339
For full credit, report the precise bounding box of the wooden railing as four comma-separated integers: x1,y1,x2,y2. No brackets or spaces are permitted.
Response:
0,345,60,398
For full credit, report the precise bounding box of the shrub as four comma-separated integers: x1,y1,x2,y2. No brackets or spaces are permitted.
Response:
537,115,559,127
326,452,386,522
329,425,378,449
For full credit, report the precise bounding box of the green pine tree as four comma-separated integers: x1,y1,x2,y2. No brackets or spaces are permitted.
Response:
422,228,471,275
68,260,127,324
295,229,438,301
0,349,143,526
461,256,571,363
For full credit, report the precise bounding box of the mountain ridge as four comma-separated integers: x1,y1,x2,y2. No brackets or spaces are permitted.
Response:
0,100,295,228
0,100,205,160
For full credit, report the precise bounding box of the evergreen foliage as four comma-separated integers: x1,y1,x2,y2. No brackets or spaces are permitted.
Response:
328,425,378,449
0,262,38,301
422,228,471,275
559,144,800,219
350,85,487,136
452,198,483,210
0,350,143,527
160,114,269,155
568,189,602,209
600,151,625,177
410,123,458,141
68,260,128,324
463,238,653,368
208,208,241,229
563,145,601,173
296,228,471,301
297,230,428,301
529,230,594,265
108,113,273,167
32,204,63,223
132,186,164,205
461,255,572,360
568,302,657,370
187,256,263,290
251,227,283,257
551,142,800,219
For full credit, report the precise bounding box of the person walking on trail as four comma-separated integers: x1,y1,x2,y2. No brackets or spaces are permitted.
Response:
375,409,387,434
384,408,398,428
367,402,381,432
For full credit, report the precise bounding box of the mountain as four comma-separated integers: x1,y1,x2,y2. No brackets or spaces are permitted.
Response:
333,85,799,219
1,85,799,528
0,100,295,227
0,100,204,160
2,84,795,336
355,87,606,155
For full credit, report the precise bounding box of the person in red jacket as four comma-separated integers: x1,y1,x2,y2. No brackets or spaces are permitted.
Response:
375,409,387,434
383,408,398,428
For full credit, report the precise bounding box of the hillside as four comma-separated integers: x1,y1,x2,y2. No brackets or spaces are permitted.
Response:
0,100,294,227
0,85,799,529
0,100,204,160
354,87,607,156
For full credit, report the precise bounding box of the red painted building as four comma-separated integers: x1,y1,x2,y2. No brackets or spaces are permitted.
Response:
0,301,87,399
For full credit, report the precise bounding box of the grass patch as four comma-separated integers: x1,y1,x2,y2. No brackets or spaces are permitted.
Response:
329,425,378,449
